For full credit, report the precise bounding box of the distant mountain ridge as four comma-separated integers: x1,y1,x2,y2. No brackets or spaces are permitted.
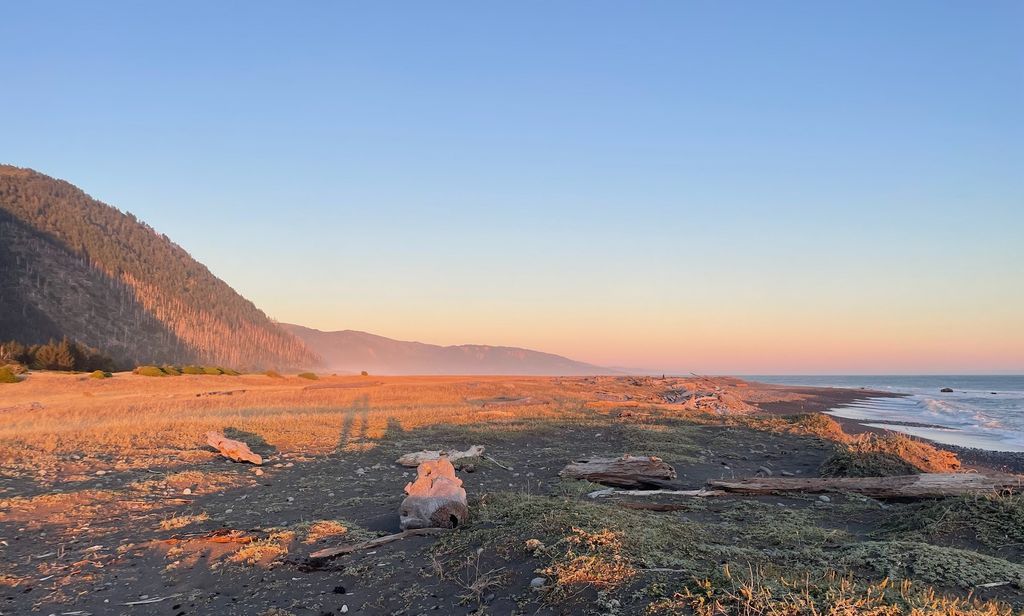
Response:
0,165,318,369
283,324,616,375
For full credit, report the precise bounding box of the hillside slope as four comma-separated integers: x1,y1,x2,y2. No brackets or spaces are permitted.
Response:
283,324,616,375
0,165,318,369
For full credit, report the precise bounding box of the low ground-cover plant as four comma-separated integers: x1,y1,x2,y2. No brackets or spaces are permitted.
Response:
0,366,20,383
821,433,960,477
297,372,318,380
877,494,1024,549
134,365,166,377
89,370,112,379
134,364,241,377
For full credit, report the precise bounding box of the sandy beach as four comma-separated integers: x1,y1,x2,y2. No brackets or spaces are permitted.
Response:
2,372,1021,615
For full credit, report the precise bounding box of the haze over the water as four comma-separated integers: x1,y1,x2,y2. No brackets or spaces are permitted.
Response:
3,2,1021,374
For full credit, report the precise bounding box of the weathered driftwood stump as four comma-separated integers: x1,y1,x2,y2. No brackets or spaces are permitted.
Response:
560,455,677,489
206,431,263,465
708,473,1024,499
399,456,469,530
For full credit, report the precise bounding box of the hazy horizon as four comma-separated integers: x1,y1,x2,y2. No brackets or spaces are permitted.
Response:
3,2,1021,374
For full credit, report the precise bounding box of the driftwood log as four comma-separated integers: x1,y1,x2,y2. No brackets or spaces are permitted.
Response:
396,445,484,467
308,528,448,561
399,457,469,530
560,455,677,489
206,431,262,465
708,473,1023,499
588,487,724,499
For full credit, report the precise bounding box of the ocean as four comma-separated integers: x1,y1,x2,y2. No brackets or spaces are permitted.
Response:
744,375,1024,453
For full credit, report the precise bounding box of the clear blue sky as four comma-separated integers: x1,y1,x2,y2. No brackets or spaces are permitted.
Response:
3,2,1022,372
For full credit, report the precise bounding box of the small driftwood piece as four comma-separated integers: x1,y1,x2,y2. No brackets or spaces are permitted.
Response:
396,445,484,467
560,455,677,489
308,527,448,561
588,487,724,499
206,431,262,465
399,457,469,530
122,594,183,606
708,473,1023,499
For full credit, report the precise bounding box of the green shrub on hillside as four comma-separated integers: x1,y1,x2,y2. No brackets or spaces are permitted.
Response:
203,366,224,375
134,365,166,377
0,366,20,383
90,370,112,379
182,365,204,375
221,367,240,376
162,365,182,376
297,372,319,380
265,370,283,379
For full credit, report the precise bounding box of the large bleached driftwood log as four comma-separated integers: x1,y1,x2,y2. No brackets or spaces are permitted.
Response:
396,445,485,467
399,457,469,530
206,431,262,465
708,473,1023,499
588,487,724,499
560,455,677,489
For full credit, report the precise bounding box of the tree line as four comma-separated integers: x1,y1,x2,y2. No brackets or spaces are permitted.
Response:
0,338,116,372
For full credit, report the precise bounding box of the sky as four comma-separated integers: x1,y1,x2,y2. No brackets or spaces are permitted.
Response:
2,2,1022,374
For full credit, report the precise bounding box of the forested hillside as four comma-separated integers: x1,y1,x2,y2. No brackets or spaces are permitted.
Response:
0,165,318,369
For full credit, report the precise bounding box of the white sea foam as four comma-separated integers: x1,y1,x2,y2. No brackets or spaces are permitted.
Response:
748,375,1024,453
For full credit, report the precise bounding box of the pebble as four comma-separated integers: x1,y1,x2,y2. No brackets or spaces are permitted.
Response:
530,577,547,589
254,469,264,476
95,470,107,476
341,605,348,613
818,495,831,503
182,488,192,495
780,470,795,477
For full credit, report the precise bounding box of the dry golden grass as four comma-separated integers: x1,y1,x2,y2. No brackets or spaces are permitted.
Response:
648,568,1015,616
301,520,349,544
544,527,636,589
228,530,295,566
158,512,209,531
0,372,957,480
0,373,609,474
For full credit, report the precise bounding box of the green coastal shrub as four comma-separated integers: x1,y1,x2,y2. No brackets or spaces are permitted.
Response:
297,372,319,380
203,366,224,375
89,370,112,379
265,370,283,379
0,366,20,383
182,365,205,375
221,367,240,376
162,365,181,376
134,365,166,377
